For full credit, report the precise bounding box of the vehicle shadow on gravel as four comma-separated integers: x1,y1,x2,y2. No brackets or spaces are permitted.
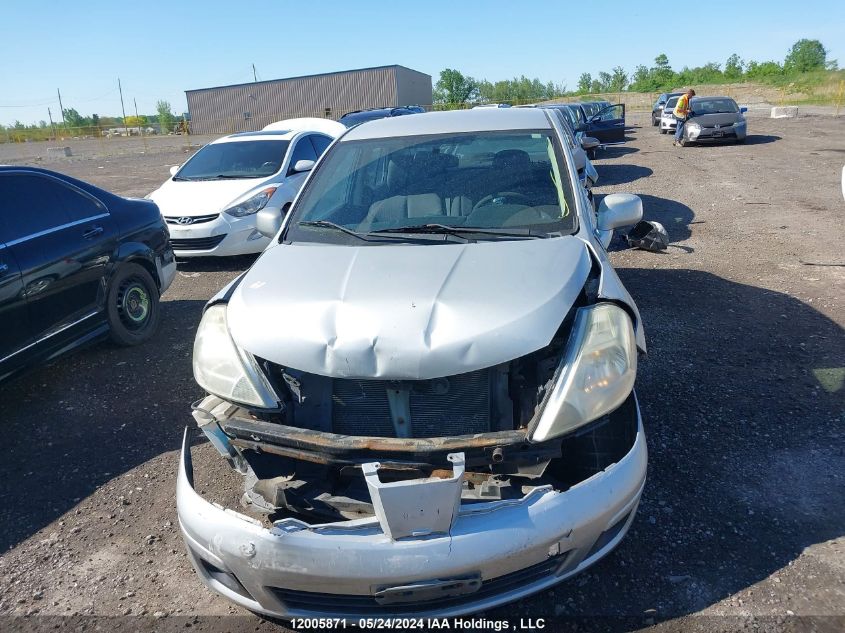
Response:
175,254,259,274
595,164,654,186
504,269,844,628
599,146,640,158
741,134,781,146
0,298,208,552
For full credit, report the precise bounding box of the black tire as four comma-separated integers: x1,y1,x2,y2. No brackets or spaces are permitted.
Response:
106,263,160,346
652,115,659,126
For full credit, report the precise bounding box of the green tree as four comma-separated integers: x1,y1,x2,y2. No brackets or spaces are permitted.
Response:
724,54,743,80
62,108,85,128
433,69,479,105
609,66,628,92
745,60,783,80
577,72,592,94
156,100,174,133
784,39,827,73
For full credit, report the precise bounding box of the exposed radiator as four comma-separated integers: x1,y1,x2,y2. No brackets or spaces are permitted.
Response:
331,369,492,438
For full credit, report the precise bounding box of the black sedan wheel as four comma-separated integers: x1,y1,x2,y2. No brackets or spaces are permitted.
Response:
107,263,160,346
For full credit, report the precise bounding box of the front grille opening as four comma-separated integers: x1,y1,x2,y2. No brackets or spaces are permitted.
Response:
170,234,227,250
270,554,566,616
331,370,492,438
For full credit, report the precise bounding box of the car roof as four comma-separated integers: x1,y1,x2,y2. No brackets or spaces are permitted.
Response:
342,108,553,141
691,95,735,101
212,130,298,144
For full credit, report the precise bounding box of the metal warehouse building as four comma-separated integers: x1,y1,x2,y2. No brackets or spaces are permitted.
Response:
185,65,432,134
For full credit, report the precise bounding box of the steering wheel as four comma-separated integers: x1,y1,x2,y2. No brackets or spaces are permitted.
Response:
472,191,531,212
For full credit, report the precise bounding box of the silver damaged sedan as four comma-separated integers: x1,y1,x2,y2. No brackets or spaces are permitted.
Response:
178,108,649,619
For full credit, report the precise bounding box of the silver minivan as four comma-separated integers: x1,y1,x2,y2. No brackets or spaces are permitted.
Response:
178,108,648,619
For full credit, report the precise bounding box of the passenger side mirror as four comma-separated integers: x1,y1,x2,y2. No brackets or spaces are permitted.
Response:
597,193,643,231
256,206,284,238
740,106,748,113
580,136,600,151
292,159,315,173
169,165,180,177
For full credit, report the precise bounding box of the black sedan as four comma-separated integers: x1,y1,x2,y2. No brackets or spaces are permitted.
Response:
0,166,175,382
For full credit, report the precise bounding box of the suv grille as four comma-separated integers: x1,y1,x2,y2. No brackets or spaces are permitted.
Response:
164,213,219,225
170,234,226,251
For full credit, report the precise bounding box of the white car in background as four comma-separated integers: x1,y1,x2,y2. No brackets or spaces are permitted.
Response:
148,118,344,257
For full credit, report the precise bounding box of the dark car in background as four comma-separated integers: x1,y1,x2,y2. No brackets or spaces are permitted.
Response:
652,92,684,126
555,102,626,146
0,166,175,382
339,106,425,128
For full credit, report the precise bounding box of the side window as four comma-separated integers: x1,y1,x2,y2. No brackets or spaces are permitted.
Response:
309,135,332,157
287,136,319,174
0,174,72,242
52,182,104,221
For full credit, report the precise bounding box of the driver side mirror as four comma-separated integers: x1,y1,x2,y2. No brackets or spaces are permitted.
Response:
597,193,643,231
256,206,285,238
740,106,748,113
169,165,180,177
580,136,600,151
292,159,315,173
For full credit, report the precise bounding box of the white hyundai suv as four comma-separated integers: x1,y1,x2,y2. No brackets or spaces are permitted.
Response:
148,118,343,257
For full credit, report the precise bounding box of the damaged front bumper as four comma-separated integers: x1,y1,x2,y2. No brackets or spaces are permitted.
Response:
176,410,647,619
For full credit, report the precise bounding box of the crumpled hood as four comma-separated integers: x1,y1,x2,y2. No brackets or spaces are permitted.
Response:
149,177,276,216
226,237,593,380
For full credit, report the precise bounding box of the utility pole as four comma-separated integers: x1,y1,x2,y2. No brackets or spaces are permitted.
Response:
47,107,57,140
57,89,65,125
118,78,128,137
252,64,258,82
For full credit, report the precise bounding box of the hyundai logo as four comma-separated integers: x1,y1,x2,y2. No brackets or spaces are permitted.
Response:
177,217,194,225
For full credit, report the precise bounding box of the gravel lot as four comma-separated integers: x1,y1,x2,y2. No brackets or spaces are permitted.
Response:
0,112,843,632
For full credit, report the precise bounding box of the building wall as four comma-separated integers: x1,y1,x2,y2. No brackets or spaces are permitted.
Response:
186,66,431,135
394,66,434,108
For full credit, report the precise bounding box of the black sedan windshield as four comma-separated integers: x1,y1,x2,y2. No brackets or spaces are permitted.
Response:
692,98,740,114
175,140,290,180
286,129,577,244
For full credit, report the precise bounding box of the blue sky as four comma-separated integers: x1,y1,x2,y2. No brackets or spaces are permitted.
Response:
1,0,843,125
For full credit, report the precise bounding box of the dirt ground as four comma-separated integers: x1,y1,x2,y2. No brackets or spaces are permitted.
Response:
0,111,843,633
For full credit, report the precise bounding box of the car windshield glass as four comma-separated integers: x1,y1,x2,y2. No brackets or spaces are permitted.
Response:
580,103,601,117
665,97,680,111
692,98,739,114
285,129,577,245
175,140,290,180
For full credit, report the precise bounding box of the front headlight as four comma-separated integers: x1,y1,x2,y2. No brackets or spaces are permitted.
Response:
530,303,637,442
687,122,701,131
223,187,277,218
192,304,279,408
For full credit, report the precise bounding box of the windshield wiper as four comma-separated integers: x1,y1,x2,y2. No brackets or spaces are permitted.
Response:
369,223,542,239
297,220,368,240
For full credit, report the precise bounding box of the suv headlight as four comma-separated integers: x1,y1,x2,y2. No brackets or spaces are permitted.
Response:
192,304,278,408
223,187,277,218
530,303,637,442
687,122,701,131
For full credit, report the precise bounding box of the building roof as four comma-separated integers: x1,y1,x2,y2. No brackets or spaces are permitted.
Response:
186,65,430,95
341,108,553,141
